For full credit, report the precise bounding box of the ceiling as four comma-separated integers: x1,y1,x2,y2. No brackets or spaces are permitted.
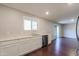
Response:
1,3,79,23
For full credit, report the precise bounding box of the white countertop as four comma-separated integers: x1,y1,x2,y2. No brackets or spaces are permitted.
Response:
0,34,42,42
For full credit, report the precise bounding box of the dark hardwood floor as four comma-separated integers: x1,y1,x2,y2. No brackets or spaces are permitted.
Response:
25,37,78,56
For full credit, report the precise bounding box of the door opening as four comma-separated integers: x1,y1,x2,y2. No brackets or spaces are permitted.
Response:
56,25,60,38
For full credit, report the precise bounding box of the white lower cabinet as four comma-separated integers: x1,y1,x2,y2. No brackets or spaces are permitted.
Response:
18,37,42,55
0,43,19,56
0,36,42,56
18,39,32,55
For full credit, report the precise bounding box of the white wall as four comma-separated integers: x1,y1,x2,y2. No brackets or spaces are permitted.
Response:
0,5,56,44
62,23,76,38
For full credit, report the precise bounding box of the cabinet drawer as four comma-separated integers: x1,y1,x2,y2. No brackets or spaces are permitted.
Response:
29,37,42,43
0,40,18,47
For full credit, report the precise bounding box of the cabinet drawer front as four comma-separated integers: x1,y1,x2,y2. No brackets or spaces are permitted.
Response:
0,40,18,47
29,37,42,43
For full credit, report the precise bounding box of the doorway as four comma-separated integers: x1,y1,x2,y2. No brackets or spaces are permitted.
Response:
56,25,60,38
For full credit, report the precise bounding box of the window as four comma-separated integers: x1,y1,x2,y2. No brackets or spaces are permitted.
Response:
24,20,31,30
24,19,37,30
32,21,37,30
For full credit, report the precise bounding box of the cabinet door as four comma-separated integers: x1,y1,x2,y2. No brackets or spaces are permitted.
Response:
18,38,31,55
28,37,42,51
0,43,19,56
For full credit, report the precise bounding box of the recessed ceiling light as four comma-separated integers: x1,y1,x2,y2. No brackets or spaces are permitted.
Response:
45,11,49,15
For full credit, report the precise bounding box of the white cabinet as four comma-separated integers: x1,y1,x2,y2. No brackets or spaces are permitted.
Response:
0,42,19,56
18,38,32,55
0,36,42,56
18,37,42,55
26,37,42,53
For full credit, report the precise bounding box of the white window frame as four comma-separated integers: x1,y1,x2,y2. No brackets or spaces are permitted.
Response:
24,18,38,31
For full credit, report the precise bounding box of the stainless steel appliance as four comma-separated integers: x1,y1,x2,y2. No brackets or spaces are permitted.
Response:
42,35,48,48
